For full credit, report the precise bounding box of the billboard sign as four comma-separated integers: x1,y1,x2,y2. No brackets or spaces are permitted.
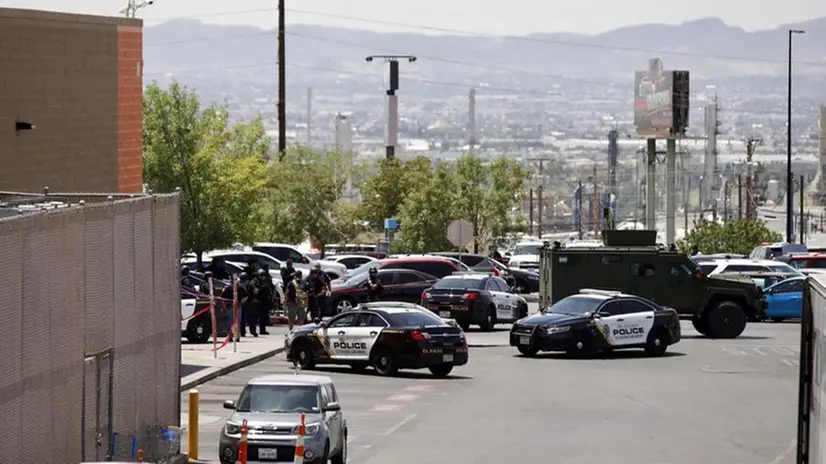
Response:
634,58,690,138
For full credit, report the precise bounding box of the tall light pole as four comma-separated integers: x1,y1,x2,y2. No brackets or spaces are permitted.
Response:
366,55,417,159
787,29,805,243
277,0,287,159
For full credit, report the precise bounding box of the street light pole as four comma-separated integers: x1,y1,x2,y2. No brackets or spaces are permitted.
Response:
366,55,417,159
787,29,805,243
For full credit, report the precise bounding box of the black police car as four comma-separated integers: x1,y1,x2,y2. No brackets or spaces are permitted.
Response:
285,302,468,377
420,272,529,331
510,289,680,357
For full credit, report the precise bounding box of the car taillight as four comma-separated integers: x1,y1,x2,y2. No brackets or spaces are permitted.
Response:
491,268,500,276
422,291,431,300
462,292,478,301
410,330,430,341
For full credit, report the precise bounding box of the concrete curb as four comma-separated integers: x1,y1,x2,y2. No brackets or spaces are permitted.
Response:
180,347,286,391
468,344,508,348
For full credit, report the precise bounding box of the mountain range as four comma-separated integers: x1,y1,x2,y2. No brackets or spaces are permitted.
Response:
143,17,826,85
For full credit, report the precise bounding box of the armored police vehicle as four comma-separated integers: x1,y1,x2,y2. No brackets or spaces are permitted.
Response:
538,230,765,339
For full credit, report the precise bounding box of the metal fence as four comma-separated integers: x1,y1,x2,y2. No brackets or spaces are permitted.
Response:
0,193,181,463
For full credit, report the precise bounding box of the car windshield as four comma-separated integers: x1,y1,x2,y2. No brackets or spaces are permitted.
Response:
545,295,605,316
433,278,486,289
512,244,541,255
235,384,320,413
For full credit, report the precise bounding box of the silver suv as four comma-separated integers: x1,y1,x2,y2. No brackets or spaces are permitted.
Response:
219,374,348,464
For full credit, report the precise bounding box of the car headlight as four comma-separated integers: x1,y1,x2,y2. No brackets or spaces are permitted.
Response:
292,423,320,435
225,423,241,434
544,325,570,334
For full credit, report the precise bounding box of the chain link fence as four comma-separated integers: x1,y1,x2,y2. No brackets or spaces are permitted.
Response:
0,192,181,463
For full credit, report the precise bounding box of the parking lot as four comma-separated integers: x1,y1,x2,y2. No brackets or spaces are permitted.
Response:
183,319,802,463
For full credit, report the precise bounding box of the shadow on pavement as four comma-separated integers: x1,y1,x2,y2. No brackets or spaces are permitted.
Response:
464,327,511,333
681,335,771,340
515,350,687,361
307,365,474,380
181,364,209,378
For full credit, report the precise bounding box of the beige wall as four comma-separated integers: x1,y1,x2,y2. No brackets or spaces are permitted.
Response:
0,193,180,463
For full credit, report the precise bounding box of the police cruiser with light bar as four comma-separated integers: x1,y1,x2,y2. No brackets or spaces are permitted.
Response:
421,272,529,331
285,302,468,376
510,289,680,357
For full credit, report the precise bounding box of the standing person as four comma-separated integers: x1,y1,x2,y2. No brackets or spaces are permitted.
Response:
308,263,330,321
254,269,272,335
490,248,503,262
285,270,307,329
242,272,260,337
238,273,253,337
281,259,296,286
363,267,383,302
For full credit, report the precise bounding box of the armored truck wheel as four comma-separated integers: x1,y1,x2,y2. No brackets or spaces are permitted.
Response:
704,301,747,339
691,316,707,335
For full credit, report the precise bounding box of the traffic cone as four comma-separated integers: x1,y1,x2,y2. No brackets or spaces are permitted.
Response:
293,413,305,464
238,419,248,464
137,449,144,463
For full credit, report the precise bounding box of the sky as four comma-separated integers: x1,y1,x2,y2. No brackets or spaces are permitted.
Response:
5,0,826,35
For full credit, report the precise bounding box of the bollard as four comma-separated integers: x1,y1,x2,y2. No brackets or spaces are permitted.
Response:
238,419,249,464
293,413,305,464
188,389,199,460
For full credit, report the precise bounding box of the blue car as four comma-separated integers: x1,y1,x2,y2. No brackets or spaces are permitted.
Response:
764,276,806,321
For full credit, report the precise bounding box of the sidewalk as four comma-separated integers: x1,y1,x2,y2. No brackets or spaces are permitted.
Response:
180,326,290,391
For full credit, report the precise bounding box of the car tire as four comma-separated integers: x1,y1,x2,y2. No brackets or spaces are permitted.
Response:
517,344,539,357
480,307,496,331
331,430,347,464
428,364,454,377
185,318,210,344
566,334,591,357
644,328,669,357
334,297,355,314
291,342,316,370
371,347,398,376
705,301,747,339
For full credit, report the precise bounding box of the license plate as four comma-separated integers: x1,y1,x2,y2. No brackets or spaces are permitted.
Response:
519,335,531,345
443,354,454,362
439,311,451,318
258,448,278,459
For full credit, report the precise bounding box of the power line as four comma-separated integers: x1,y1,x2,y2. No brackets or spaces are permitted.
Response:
143,7,826,67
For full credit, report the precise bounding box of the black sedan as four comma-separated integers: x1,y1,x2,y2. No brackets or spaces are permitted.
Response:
510,289,681,357
421,273,528,331
432,252,539,293
329,269,438,314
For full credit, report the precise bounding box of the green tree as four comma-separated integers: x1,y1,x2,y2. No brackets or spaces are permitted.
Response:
359,156,434,229
266,148,357,249
677,219,782,256
394,164,459,252
142,81,269,262
455,154,488,252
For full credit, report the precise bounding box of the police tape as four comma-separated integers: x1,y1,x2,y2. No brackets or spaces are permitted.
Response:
182,290,235,303
181,304,213,323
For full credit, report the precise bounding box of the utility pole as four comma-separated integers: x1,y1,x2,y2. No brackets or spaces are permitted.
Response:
277,0,287,159
737,174,743,219
306,87,312,147
684,175,690,231
366,55,417,159
577,181,583,239
800,174,806,243
744,136,762,220
468,89,477,150
723,181,730,221
120,0,152,18
528,189,534,236
527,157,547,237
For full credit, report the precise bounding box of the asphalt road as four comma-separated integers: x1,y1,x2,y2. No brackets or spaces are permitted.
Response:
182,318,803,464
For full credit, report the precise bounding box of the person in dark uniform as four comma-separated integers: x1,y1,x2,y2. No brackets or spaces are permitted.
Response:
307,263,330,321
233,274,249,341
206,257,230,281
363,267,383,302
281,259,297,286
253,269,272,335
181,265,196,291
243,258,258,278
261,264,277,328
490,248,503,262
240,272,258,337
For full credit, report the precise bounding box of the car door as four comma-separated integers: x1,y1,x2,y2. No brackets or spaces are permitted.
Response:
377,272,397,299
326,383,345,453
492,278,519,321
767,279,805,318
484,278,509,319
594,301,647,346
616,299,656,342
393,271,428,302
326,312,361,360
319,383,339,447
349,312,388,360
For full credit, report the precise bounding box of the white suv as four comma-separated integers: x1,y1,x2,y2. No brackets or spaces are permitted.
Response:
699,258,801,276
507,241,543,270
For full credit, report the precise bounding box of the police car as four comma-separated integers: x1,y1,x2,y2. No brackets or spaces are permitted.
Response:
510,289,681,357
285,302,469,377
420,272,529,331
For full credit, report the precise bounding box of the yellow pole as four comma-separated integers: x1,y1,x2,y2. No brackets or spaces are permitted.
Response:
188,389,199,460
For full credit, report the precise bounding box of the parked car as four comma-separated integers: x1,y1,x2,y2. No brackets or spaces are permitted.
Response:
342,257,463,282
252,243,347,279
506,240,543,271
763,276,806,321
325,254,378,270
329,269,438,314
698,258,801,277
749,242,807,260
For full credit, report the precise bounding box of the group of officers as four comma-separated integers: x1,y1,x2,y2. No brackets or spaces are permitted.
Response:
182,255,386,336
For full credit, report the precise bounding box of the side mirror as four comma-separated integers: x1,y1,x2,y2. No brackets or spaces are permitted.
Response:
223,400,236,410
323,402,341,412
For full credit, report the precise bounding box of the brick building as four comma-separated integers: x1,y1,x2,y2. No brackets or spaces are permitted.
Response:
0,8,144,194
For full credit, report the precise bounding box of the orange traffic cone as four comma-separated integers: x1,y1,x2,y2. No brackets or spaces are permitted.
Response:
293,413,306,464
137,449,144,462
238,419,249,464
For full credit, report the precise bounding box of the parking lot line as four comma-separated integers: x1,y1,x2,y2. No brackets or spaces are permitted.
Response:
383,413,417,436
